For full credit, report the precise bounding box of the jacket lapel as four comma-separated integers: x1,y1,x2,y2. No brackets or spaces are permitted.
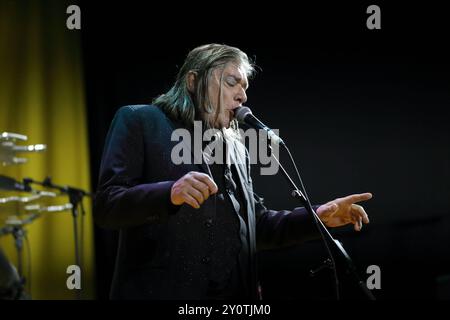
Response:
228,139,256,240
169,119,211,175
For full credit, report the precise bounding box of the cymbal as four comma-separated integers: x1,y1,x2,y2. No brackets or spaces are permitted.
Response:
0,203,72,234
0,132,27,141
3,213,40,227
23,203,73,213
0,174,57,222
1,132,46,166
0,213,40,237
0,191,56,204
0,191,56,220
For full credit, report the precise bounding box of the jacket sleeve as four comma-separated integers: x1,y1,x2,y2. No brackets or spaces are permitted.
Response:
254,193,321,251
93,106,178,229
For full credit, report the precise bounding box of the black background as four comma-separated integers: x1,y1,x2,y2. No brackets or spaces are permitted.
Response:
80,1,450,300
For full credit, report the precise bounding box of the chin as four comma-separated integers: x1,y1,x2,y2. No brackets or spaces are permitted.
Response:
216,118,230,129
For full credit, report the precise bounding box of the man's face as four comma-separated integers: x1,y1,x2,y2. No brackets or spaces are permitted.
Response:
205,63,248,129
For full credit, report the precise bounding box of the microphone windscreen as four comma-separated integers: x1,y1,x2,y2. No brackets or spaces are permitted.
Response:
234,106,252,124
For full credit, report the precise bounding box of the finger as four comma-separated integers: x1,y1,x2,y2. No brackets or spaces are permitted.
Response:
183,193,200,209
352,204,370,224
187,187,205,205
353,216,362,231
346,192,373,204
190,179,211,201
192,172,218,194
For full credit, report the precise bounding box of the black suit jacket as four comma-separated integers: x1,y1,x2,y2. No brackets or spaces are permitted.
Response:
94,105,320,299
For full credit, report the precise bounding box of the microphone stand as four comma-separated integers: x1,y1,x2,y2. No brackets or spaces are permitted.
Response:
270,145,375,300
23,177,91,300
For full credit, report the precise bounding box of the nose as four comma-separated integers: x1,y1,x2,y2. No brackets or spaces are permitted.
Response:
235,87,247,105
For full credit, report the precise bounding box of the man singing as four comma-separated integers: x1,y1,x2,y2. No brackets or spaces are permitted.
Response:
94,44,372,299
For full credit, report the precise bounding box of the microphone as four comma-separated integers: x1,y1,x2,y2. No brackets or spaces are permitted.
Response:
234,106,285,146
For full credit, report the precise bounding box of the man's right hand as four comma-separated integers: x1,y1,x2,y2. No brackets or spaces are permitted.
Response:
170,171,218,209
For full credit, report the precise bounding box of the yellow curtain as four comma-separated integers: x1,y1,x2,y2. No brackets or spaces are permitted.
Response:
0,0,94,299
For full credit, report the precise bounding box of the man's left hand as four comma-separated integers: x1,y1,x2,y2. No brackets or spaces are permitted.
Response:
316,193,372,231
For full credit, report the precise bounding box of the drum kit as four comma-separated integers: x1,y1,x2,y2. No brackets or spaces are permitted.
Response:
0,132,91,299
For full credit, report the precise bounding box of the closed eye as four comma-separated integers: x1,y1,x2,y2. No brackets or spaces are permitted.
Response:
225,76,238,86
225,75,248,91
